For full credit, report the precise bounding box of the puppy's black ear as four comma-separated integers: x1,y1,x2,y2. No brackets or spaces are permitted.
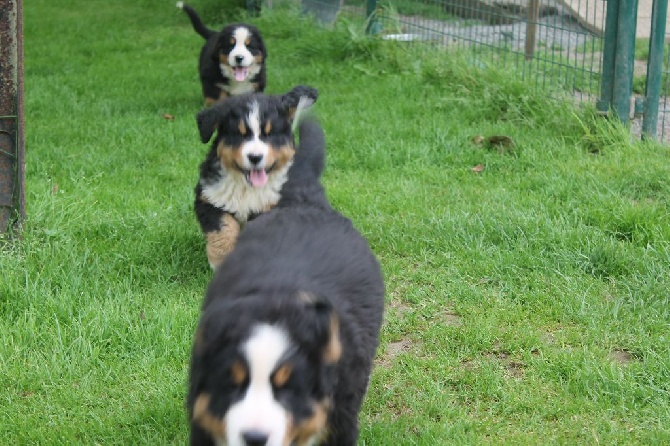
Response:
296,291,341,364
281,86,318,122
196,102,230,143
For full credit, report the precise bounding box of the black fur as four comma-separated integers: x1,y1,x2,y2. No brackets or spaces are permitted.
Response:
188,119,385,445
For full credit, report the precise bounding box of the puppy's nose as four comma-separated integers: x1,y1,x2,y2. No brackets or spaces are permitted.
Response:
247,154,263,166
235,55,244,64
242,430,268,446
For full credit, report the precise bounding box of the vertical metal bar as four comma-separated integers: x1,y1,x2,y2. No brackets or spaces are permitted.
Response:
598,0,620,113
365,0,379,34
642,0,669,138
0,0,25,233
611,0,637,123
525,0,540,60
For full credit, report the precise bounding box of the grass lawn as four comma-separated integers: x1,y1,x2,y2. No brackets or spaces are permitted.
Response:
2,0,670,444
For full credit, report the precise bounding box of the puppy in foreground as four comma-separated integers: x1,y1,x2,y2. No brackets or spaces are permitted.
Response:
187,118,385,446
193,86,318,269
177,2,267,106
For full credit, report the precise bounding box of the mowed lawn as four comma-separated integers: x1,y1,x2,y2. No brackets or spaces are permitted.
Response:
1,0,669,444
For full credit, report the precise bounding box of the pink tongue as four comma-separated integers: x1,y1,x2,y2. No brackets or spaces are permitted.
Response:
249,169,268,187
234,67,248,82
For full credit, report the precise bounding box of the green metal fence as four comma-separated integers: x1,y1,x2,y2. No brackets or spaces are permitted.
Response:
360,0,606,98
349,0,670,143
641,0,669,141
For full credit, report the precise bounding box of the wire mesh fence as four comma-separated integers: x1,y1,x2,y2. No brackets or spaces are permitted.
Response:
657,32,670,141
360,0,607,101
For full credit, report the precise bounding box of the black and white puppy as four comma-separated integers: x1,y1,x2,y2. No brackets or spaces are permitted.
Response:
177,2,267,106
188,117,385,446
194,86,318,269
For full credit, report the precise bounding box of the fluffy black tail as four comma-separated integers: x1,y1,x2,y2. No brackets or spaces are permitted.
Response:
295,118,325,181
176,2,215,40
278,118,327,207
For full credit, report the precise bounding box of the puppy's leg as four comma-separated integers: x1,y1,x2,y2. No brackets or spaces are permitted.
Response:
325,363,373,445
195,194,240,268
202,83,228,107
205,213,240,269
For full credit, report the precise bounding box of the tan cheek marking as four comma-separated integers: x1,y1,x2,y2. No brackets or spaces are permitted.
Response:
273,364,292,388
245,38,251,45
205,214,240,268
219,53,230,66
324,315,342,363
264,120,272,135
231,360,247,385
230,37,235,45
217,142,241,171
264,144,295,172
204,97,218,107
193,394,226,440
287,400,330,445
239,120,247,135
254,54,264,63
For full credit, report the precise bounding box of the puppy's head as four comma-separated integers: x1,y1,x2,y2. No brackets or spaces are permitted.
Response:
189,291,341,446
196,86,318,188
216,24,267,84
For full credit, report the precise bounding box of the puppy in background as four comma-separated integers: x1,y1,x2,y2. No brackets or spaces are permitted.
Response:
194,86,318,269
177,2,267,106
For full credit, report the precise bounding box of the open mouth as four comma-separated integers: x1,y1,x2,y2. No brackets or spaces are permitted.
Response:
237,163,276,188
233,66,249,82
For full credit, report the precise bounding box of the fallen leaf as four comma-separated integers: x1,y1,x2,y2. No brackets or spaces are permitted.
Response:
162,114,175,121
471,135,485,146
51,183,59,195
472,164,484,173
140,311,146,320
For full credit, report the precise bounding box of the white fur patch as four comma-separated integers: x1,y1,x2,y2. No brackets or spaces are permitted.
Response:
200,160,292,223
226,324,292,446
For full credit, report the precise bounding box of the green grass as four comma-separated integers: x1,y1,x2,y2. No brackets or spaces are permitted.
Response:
2,0,670,444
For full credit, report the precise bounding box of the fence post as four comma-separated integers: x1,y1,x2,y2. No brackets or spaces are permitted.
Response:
611,0,638,124
597,0,620,114
365,0,380,34
525,0,540,60
0,0,25,233
642,0,669,139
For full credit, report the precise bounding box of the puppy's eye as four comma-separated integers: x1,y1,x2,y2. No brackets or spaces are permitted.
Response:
230,360,247,386
272,364,292,388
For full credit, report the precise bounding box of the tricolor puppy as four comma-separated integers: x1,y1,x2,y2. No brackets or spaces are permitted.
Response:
188,118,385,446
194,85,318,269
177,2,267,106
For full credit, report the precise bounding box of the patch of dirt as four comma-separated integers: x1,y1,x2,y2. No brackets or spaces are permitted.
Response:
442,312,463,327
608,349,635,365
376,338,413,367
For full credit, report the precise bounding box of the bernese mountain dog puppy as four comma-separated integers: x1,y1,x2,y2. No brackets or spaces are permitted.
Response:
177,2,267,106
194,85,318,269
187,117,385,446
